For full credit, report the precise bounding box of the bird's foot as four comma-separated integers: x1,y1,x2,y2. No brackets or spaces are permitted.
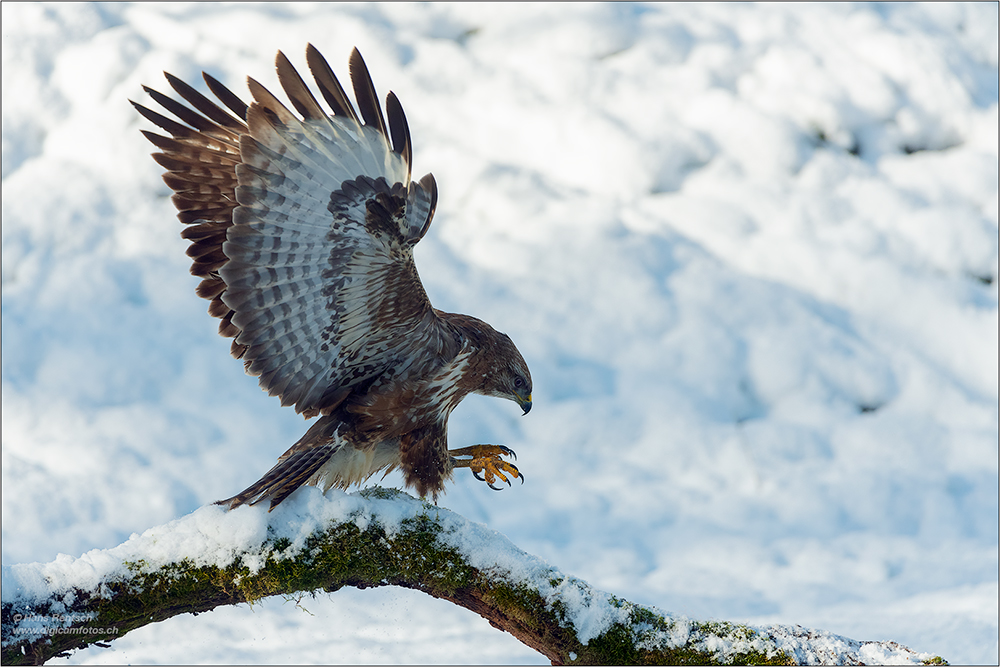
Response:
450,444,524,490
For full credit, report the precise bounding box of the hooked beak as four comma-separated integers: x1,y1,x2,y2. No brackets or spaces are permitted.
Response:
516,392,532,415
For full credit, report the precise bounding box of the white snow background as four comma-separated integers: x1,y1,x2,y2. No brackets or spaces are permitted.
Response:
2,2,997,664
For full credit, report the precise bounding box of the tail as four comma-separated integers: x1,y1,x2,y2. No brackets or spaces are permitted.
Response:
216,445,336,510
217,416,342,511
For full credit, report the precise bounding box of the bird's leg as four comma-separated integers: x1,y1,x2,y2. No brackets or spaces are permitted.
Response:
450,445,524,490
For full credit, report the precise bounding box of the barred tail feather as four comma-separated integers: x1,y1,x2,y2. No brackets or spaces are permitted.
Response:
217,415,403,511
217,443,335,511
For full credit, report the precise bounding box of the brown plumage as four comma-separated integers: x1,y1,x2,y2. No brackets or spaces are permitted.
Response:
133,45,532,510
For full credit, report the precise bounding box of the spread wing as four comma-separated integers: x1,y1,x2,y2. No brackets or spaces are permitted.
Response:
133,45,442,418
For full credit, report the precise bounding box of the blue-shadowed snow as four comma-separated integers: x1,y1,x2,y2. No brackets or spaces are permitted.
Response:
2,2,996,665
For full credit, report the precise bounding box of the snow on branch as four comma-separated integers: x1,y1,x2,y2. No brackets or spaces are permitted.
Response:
2,487,946,665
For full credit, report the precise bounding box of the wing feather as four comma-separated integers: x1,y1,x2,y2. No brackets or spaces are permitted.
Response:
142,84,232,138
276,50,327,121
203,72,250,120
348,48,388,139
132,100,199,139
305,43,359,122
165,72,246,133
385,91,412,180
406,173,438,242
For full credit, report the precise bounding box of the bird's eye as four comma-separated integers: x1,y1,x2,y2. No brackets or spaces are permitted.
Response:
514,376,524,388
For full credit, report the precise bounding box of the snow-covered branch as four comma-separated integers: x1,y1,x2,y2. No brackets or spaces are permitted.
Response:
2,488,946,665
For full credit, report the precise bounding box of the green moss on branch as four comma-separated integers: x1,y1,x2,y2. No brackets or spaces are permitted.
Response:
1,489,946,666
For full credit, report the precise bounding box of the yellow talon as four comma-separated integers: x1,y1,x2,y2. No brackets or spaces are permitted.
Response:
450,444,524,490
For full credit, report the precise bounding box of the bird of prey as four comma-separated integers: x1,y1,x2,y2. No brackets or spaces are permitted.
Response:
133,44,532,510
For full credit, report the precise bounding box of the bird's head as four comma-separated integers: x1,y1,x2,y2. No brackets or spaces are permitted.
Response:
481,331,532,415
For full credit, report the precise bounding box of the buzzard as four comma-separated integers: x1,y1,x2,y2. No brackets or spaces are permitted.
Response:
133,45,532,510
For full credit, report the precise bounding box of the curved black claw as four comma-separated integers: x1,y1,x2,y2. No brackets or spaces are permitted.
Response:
488,476,512,491
473,470,485,482
497,445,517,461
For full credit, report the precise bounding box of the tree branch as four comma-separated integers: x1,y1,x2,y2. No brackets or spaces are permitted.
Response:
2,487,946,665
